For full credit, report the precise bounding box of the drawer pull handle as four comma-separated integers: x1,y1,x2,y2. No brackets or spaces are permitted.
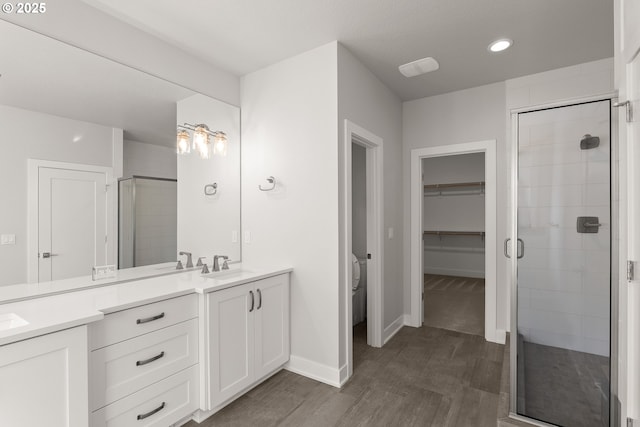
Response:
136,312,165,324
136,351,165,366
136,401,165,420
257,289,262,310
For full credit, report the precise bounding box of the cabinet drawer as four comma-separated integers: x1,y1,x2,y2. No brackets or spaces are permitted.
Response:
90,365,199,427
90,318,198,411
90,294,197,350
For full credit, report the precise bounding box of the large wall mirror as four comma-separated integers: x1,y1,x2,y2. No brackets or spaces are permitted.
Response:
0,20,241,292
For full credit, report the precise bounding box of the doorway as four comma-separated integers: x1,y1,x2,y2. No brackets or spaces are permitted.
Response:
422,152,486,337
27,160,114,283
343,120,383,383
410,140,498,343
351,143,368,359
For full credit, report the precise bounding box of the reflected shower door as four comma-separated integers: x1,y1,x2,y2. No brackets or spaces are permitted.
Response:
516,100,611,426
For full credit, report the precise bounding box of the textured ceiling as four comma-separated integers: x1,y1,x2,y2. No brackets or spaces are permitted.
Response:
83,0,613,100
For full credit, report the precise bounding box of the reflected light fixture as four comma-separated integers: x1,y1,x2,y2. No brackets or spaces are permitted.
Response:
488,38,512,53
176,129,191,154
213,131,228,156
176,123,227,159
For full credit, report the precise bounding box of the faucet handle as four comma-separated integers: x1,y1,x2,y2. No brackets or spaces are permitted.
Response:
176,260,184,270
179,251,193,268
196,257,207,267
201,263,210,274
222,258,230,270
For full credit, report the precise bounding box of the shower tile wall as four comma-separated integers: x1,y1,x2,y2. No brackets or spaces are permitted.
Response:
518,101,610,357
134,179,178,267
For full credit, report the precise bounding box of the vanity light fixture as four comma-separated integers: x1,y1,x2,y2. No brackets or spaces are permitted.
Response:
176,129,191,154
488,38,512,53
176,123,227,159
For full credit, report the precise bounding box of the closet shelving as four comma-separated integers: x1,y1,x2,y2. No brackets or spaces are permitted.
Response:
423,181,485,196
423,230,485,240
423,181,485,242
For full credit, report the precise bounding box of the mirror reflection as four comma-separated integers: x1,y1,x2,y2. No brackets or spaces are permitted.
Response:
0,21,240,290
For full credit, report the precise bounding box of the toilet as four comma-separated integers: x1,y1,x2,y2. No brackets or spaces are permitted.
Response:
351,254,361,292
352,254,367,325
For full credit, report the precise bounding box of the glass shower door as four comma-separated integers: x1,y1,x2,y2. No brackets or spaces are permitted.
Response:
515,100,611,426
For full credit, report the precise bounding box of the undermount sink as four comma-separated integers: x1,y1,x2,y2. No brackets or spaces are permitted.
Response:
0,313,29,331
203,269,254,280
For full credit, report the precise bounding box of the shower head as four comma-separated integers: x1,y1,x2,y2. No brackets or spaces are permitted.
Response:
580,134,600,150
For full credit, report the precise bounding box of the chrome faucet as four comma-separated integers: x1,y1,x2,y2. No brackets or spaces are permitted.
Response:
213,255,229,272
178,251,193,268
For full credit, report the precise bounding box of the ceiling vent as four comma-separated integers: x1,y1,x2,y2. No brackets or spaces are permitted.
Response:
398,57,439,77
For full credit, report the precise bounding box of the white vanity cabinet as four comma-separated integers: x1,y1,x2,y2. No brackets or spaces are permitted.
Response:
202,273,290,410
0,326,89,427
89,294,199,426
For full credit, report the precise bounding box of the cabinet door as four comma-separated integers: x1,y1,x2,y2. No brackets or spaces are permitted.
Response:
208,283,255,407
0,326,88,427
254,274,290,379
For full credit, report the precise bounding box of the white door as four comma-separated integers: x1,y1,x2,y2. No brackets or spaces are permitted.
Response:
254,275,290,378
38,167,107,282
617,0,640,421
207,283,255,408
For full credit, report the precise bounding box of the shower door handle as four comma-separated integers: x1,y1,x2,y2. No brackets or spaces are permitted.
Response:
504,238,524,258
517,238,524,259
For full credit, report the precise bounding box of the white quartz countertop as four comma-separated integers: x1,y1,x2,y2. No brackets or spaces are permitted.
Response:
0,265,292,346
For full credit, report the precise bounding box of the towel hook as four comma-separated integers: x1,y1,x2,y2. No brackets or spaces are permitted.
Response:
204,183,217,196
259,176,276,192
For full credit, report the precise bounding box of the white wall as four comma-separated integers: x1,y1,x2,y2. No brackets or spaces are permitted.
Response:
337,43,404,355
403,58,613,335
177,94,241,263
123,140,176,180
241,42,341,384
0,105,116,286
3,3,240,106
403,82,507,330
422,153,485,278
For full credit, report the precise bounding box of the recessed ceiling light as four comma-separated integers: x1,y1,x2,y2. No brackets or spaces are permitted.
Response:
488,38,512,53
399,57,439,77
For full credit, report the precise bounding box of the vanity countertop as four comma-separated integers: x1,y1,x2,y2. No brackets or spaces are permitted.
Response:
0,261,202,304
0,265,292,346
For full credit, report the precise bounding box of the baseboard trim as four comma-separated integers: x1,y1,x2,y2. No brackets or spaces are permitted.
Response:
285,355,341,388
338,363,349,386
423,267,485,278
383,315,404,344
403,314,412,325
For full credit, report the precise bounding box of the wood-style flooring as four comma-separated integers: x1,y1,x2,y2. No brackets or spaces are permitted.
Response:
187,273,502,427
423,274,485,337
